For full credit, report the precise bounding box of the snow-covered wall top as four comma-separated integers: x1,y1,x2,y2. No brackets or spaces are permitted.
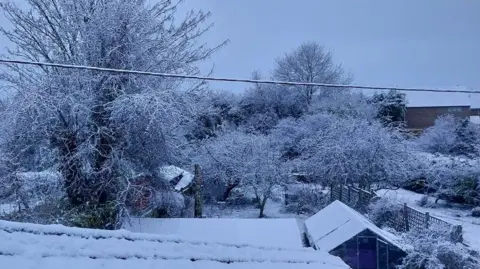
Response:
123,217,304,249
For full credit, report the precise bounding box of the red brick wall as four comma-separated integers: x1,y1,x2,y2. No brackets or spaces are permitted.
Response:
405,106,470,130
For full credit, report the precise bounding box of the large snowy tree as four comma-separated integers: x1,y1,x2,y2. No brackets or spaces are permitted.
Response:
273,41,353,106
0,0,224,227
272,112,419,189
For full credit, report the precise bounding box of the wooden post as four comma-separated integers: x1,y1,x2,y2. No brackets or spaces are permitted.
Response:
451,225,463,243
194,164,203,218
357,189,362,210
425,212,430,228
403,203,409,232
347,186,351,204
339,185,343,202
330,184,334,201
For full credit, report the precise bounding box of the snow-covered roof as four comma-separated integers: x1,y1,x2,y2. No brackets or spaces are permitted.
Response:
0,220,350,269
305,200,404,252
405,86,474,108
159,165,194,192
123,218,304,249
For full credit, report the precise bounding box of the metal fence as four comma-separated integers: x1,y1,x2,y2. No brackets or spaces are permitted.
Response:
330,184,463,242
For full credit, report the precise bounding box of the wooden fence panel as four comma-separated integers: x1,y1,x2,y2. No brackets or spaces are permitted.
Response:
329,184,461,241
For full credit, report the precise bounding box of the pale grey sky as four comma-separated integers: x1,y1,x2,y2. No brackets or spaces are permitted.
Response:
2,0,480,104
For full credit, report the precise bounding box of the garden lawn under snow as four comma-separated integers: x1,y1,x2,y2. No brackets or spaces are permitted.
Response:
375,188,480,251
203,199,310,238
0,220,349,269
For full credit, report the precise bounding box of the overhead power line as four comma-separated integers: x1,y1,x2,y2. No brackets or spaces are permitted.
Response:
0,58,478,94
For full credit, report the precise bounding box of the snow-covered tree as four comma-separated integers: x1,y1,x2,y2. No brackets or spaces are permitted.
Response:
272,112,419,189
241,134,285,218
371,90,407,126
194,131,253,202
0,0,224,227
309,90,377,121
417,115,480,156
195,131,286,217
273,41,353,106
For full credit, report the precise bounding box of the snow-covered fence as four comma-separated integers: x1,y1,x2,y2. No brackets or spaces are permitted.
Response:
330,184,463,242
329,184,375,212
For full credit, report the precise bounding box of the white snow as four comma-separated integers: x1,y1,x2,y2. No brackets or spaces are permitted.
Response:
0,220,350,269
159,165,194,192
305,200,405,252
375,188,480,251
0,203,16,215
470,116,480,124
123,217,303,249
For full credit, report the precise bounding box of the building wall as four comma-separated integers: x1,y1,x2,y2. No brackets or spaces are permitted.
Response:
329,230,405,269
470,108,480,116
405,106,471,130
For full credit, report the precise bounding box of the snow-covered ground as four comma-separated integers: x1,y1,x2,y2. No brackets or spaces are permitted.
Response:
203,200,310,239
0,220,350,269
375,188,480,251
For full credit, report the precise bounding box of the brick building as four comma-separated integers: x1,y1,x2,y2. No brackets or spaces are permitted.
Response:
404,88,475,132
405,105,471,131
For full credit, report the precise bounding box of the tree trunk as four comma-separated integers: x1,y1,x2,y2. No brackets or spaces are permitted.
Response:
55,131,83,206
258,197,268,218
194,164,203,218
222,182,239,201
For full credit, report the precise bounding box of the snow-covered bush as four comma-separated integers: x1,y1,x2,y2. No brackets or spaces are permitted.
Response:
423,155,480,206
273,113,419,189
0,171,64,212
367,196,403,228
283,184,328,215
417,115,480,156
472,207,480,218
399,225,479,269
149,191,186,218
416,195,438,208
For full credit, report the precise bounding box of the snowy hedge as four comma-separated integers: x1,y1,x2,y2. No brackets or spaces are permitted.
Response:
399,225,479,269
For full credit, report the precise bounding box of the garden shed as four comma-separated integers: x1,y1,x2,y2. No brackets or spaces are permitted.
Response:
305,200,407,269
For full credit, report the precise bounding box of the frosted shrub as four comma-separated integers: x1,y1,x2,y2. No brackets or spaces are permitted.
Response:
416,195,438,208
472,207,480,218
399,225,478,269
417,195,429,207
367,196,403,228
150,191,185,218
283,184,328,215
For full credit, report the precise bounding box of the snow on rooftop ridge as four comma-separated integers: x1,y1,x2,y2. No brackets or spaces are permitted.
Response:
305,200,406,252
159,165,194,192
123,217,303,249
406,85,474,108
0,220,350,269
